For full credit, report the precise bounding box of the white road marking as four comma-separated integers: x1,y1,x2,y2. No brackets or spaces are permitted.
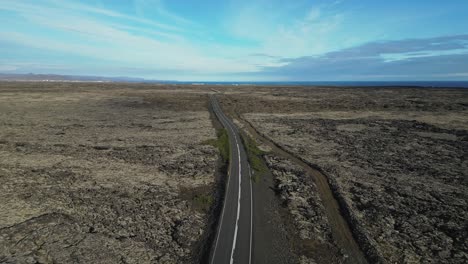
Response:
230,143,241,264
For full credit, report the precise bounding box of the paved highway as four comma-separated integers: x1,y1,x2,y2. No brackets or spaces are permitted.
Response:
210,95,253,264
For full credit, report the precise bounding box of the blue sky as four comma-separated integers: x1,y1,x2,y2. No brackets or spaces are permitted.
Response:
1,0,468,81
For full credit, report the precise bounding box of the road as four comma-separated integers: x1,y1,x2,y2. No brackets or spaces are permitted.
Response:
209,95,253,264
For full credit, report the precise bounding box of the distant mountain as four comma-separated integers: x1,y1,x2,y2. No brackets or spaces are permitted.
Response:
0,73,156,83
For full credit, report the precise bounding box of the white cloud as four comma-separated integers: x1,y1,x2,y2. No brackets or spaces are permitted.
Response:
0,0,259,76
0,0,350,79
227,2,344,58
305,8,321,22
133,0,197,27
1,0,181,33
50,0,185,32
0,65,18,71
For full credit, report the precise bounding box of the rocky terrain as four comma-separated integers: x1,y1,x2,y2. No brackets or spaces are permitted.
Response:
2,82,467,264
220,86,468,263
0,82,218,263
264,154,344,263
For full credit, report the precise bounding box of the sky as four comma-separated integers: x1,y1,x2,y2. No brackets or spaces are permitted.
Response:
1,0,468,81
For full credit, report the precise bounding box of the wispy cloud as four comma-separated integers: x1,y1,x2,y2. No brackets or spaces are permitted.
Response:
0,0,257,77
255,35,468,80
226,1,345,58
249,53,282,59
133,0,197,27
2,0,183,33
1,0,468,80
0,65,18,71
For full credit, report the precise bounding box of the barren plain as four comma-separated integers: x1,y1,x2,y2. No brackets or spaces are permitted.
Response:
219,86,468,263
1,82,467,264
0,82,219,263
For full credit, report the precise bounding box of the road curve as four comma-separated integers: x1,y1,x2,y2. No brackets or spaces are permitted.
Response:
209,95,253,264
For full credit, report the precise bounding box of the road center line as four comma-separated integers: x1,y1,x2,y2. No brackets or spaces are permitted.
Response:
229,142,241,264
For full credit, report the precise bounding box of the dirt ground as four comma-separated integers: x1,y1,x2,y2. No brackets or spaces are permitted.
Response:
218,86,468,263
0,82,218,264
1,82,467,264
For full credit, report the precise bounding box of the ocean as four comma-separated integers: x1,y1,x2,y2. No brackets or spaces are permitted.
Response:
177,81,468,88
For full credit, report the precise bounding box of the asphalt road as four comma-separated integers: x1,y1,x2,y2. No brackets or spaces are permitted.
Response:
210,95,253,264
